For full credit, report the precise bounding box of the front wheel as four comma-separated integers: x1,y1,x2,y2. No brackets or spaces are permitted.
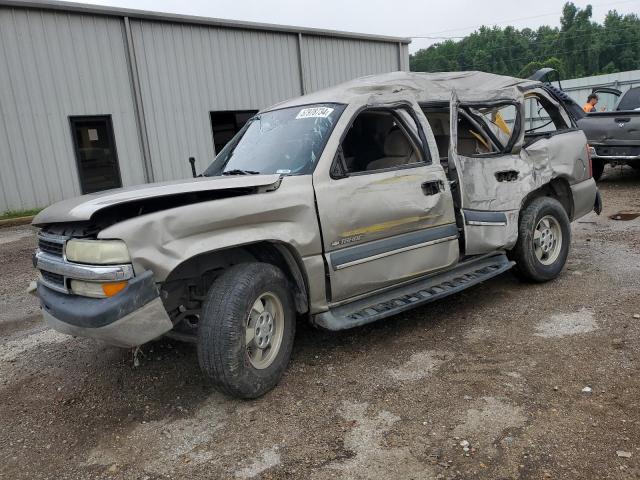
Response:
509,197,571,282
197,263,296,398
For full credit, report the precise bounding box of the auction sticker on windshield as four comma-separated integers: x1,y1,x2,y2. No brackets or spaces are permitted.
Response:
296,107,334,119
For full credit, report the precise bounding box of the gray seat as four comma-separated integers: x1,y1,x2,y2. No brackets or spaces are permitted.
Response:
366,129,416,171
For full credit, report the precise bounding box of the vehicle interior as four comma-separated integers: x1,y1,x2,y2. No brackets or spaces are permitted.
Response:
340,110,422,173
422,97,574,168
421,106,505,177
522,93,571,143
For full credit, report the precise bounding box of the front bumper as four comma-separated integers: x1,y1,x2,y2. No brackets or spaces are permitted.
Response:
38,270,173,348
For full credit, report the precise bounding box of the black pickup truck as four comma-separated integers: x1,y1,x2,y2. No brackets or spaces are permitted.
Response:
530,69,640,180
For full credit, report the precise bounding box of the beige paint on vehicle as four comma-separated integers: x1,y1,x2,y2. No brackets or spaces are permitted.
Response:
32,71,598,352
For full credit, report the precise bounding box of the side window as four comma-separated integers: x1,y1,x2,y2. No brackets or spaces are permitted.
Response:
339,109,424,174
457,104,518,157
592,90,619,112
524,95,569,134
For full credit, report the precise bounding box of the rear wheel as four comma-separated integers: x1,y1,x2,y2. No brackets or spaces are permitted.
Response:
197,263,296,398
510,197,571,282
592,159,605,181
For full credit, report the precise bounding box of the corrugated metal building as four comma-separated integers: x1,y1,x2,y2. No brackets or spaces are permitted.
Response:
0,0,410,212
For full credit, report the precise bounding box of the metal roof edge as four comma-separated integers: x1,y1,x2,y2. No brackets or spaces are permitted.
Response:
0,0,412,44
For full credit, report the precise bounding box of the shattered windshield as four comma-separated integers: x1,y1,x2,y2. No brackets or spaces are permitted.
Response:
204,103,345,176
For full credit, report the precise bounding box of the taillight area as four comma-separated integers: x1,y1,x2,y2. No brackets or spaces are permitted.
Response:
586,144,594,178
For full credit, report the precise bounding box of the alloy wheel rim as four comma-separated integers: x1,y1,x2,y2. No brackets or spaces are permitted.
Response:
533,215,563,266
245,292,284,369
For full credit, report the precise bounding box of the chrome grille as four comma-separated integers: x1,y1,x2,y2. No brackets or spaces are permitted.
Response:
37,231,70,293
37,232,68,258
38,238,64,257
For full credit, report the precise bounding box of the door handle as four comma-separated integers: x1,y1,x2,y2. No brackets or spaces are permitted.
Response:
421,180,443,196
495,170,519,182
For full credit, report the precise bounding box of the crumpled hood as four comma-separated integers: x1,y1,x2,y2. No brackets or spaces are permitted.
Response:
33,174,282,225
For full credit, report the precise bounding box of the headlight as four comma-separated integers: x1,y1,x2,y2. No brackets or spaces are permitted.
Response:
65,239,130,265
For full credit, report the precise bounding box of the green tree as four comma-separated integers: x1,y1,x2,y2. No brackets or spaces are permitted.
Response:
409,2,640,79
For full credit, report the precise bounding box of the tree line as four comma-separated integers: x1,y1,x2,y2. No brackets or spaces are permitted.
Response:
410,2,640,79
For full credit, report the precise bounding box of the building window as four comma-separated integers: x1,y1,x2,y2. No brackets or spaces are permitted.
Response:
210,110,258,154
69,116,122,194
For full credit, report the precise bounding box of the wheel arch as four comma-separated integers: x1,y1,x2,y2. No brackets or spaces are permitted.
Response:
520,177,574,220
164,241,310,315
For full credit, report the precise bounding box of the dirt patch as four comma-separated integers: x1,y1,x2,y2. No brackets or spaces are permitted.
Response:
0,328,68,363
534,308,598,338
387,350,450,381
235,446,281,478
0,226,39,325
83,393,227,475
453,396,527,453
316,401,433,480
464,326,491,342
0,228,34,245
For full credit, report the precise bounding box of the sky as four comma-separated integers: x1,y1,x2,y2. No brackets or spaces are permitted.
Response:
78,0,640,53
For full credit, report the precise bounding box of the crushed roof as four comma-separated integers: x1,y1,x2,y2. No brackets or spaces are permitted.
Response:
269,71,541,110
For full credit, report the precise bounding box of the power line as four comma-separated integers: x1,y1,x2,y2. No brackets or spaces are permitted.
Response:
411,24,640,60
413,22,640,41
410,0,640,38
413,35,467,40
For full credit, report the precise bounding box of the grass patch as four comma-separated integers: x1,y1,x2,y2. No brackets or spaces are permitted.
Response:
0,208,43,220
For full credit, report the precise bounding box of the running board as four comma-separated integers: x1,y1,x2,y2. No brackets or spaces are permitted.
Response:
313,254,514,331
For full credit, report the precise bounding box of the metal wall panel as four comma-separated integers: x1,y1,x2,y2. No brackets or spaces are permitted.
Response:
399,44,410,71
0,7,145,211
301,35,402,93
129,20,303,180
0,3,410,211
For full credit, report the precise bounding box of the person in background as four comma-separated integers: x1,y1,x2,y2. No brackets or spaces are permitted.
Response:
583,93,599,113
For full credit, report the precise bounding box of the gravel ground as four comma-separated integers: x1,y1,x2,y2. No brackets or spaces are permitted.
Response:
1,166,639,480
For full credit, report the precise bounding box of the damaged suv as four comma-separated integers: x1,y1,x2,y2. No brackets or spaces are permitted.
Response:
33,72,600,398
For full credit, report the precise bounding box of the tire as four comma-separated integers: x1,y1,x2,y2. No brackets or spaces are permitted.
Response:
197,263,296,399
592,159,605,181
510,197,571,283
